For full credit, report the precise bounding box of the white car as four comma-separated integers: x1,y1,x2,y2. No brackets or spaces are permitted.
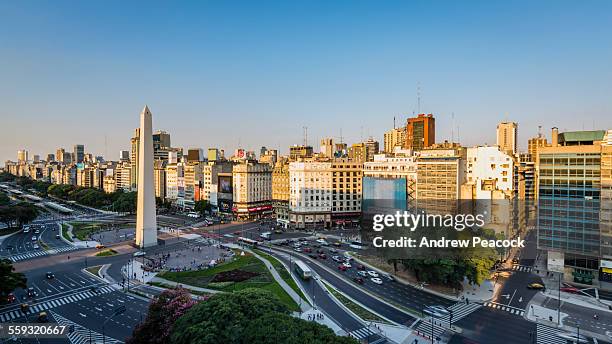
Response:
371,278,383,285
31,236,37,241
133,251,146,257
33,244,40,249
367,270,379,278
342,262,352,269
316,238,328,245
425,305,450,316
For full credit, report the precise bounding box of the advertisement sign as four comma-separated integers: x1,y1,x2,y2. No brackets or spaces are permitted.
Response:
218,176,233,194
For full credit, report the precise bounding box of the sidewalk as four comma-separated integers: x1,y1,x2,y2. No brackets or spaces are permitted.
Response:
242,245,312,313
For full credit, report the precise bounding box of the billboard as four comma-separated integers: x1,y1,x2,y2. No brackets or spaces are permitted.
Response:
218,176,232,194
362,177,407,213
218,199,233,214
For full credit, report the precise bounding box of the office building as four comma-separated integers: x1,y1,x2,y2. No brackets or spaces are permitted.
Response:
496,121,518,155
73,144,85,163
272,160,290,227
320,138,334,158
289,161,332,228
405,114,435,151
187,148,204,163
17,150,28,163
384,127,406,153
289,145,313,161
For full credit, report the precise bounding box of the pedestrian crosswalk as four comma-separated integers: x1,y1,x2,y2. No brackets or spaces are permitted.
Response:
51,310,123,344
413,319,446,341
536,323,570,344
512,264,533,272
348,327,376,340
0,285,118,322
483,301,525,316
5,245,78,262
440,302,481,323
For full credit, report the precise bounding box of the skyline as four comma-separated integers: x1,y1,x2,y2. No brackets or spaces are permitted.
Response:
2,0,612,163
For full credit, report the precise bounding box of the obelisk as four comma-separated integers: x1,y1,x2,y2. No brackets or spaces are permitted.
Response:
135,105,157,248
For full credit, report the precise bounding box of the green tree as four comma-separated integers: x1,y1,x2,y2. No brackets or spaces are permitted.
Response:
0,193,10,207
0,259,27,303
193,200,211,215
170,289,356,344
0,207,16,229
112,191,137,214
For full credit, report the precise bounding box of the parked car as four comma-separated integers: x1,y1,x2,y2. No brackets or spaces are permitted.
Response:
342,262,352,269
318,253,327,259
353,277,364,284
338,265,348,272
356,264,366,271
357,271,368,277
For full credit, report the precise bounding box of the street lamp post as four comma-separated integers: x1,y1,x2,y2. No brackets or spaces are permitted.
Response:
557,272,561,325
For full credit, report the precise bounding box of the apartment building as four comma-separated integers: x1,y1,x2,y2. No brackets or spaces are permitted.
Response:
289,161,332,228
331,160,363,227
232,161,272,220
272,160,290,227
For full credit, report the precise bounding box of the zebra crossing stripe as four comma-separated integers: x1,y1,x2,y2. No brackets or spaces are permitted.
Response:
536,323,568,344
349,327,376,339
0,284,119,321
50,310,123,344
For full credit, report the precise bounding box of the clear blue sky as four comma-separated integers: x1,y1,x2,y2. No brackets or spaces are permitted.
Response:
1,0,611,163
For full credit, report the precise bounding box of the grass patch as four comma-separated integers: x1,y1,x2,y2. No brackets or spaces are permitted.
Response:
69,222,105,241
253,248,309,305
95,249,118,257
322,281,389,324
86,265,102,277
158,250,299,311
148,281,212,297
61,223,73,242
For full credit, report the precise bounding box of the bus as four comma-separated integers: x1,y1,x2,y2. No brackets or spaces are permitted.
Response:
294,260,312,280
237,237,260,247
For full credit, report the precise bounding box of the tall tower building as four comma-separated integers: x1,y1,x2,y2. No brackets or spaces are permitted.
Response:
384,128,406,153
73,144,85,163
528,133,547,161
320,138,334,158
130,128,140,190
404,114,435,151
17,150,28,163
135,106,157,248
496,121,518,155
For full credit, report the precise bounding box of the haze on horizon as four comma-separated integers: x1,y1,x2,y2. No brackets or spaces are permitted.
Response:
1,0,611,164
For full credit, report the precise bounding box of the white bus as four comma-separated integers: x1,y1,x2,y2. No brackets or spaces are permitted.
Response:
294,260,312,280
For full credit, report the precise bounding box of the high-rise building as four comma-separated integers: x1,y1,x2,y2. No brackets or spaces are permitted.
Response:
289,145,313,161
364,138,380,161
384,128,406,153
289,161,332,228
320,138,334,158
272,160,290,227
232,161,272,220
153,130,171,149
46,154,55,162
364,152,417,200
187,148,204,163
496,121,518,155
537,128,610,286
404,114,435,151
33,155,40,163
208,148,220,161
17,150,28,163
528,133,548,162
73,144,85,163
119,150,130,162
416,146,466,214
130,128,140,190
331,160,363,226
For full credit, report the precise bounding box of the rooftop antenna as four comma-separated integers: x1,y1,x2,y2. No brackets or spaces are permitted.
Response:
339,128,344,144
451,113,455,143
417,82,421,114
303,126,308,146
538,125,542,138
393,116,396,129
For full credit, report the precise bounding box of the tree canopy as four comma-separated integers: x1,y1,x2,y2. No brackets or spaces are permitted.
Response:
0,202,39,229
170,289,357,344
0,259,27,302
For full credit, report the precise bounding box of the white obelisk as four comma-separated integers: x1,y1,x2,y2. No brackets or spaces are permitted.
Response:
135,105,157,248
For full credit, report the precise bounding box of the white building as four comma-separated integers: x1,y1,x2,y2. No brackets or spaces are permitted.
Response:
363,151,417,200
289,161,332,228
233,161,272,220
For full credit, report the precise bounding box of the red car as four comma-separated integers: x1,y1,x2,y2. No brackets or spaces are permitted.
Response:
353,277,364,284
303,247,312,253
338,265,348,271
560,287,580,294
2,293,16,304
